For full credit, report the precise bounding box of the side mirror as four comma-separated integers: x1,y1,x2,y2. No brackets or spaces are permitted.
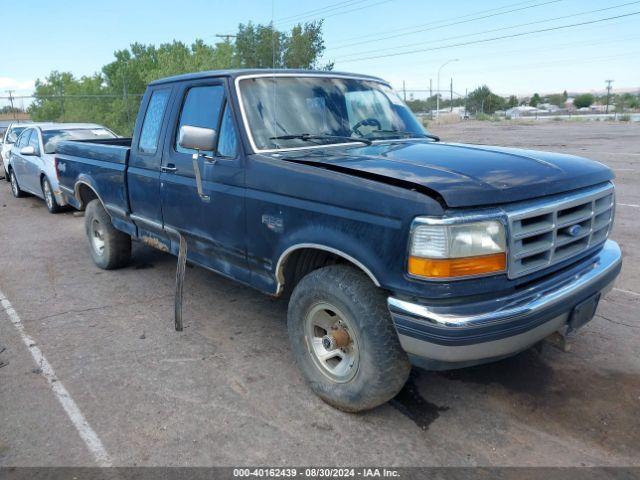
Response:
178,125,217,152
20,146,36,156
7,132,17,143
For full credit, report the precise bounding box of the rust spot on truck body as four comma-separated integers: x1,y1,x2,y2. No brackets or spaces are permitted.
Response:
141,236,170,252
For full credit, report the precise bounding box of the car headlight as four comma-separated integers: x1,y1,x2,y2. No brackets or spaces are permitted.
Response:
408,219,506,279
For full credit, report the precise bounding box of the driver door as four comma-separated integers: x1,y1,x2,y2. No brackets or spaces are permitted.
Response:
159,80,248,282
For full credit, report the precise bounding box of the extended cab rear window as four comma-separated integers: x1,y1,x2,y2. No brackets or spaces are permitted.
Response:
139,89,170,154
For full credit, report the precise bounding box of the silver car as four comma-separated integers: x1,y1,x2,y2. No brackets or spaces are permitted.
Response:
1,122,34,180
8,123,117,213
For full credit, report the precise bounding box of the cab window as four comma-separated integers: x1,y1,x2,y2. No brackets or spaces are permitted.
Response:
139,89,170,154
175,85,224,156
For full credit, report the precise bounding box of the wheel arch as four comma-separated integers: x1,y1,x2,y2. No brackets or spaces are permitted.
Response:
275,243,381,296
74,180,103,211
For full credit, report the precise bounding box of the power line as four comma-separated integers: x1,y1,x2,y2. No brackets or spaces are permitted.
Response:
276,0,392,27
275,0,371,23
327,0,545,45
334,1,640,60
327,0,564,51
335,11,640,63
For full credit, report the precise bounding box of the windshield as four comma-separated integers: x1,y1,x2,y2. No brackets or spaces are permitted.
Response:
6,126,27,144
42,128,116,154
238,76,427,151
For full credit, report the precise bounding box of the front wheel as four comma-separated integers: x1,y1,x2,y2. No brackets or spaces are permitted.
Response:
287,265,410,412
84,199,131,269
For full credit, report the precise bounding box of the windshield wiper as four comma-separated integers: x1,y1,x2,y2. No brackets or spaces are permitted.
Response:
270,133,372,146
367,130,440,142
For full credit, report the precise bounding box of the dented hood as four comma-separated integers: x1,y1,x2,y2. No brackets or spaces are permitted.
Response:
281,141,614,208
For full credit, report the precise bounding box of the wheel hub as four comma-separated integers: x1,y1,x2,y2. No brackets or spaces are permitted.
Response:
304,302,359,383
91,219,106,256
43,181,53,208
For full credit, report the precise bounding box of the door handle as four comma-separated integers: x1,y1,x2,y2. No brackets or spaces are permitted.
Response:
161,164,177,173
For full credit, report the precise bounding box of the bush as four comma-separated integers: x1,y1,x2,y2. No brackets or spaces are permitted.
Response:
573,93,595,109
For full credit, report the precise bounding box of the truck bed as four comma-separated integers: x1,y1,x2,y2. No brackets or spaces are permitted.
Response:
56,139,132,222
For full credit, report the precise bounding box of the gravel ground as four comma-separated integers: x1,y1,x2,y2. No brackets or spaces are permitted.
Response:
0,120,638,467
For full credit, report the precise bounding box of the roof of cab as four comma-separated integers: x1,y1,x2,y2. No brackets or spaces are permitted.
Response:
148,69,388,86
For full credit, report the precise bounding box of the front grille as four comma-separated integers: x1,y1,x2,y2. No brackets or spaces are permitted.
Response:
506,183,615,279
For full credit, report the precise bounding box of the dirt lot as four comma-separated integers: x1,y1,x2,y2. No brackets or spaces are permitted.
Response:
0,121,638,467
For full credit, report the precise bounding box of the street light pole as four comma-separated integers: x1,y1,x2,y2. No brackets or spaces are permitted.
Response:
436,59,458,120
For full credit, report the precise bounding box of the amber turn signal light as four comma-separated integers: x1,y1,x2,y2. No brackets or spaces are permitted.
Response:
408,252,506,279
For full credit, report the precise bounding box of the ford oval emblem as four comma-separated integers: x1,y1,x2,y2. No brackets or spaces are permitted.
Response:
568,224,583,237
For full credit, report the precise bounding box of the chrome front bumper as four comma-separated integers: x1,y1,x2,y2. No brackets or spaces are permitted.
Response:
388,240,622,370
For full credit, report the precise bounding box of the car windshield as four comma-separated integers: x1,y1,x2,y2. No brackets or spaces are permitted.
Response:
238,76,428,151
42,128,116,154
6,126,27,144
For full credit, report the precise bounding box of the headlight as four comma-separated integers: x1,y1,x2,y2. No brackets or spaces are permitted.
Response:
408,219,506,279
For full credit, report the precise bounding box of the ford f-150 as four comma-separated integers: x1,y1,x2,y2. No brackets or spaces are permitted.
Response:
55,70,622,412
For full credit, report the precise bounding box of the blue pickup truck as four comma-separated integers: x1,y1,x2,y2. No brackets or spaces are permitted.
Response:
56,69,621,412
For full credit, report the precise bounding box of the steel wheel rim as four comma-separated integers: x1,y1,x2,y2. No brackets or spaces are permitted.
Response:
11,173,18,196
304,302,360,383
43,180,53,209
91,219,105,256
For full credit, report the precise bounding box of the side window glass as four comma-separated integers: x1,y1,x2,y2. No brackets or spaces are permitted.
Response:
217,103,238,158
29,131,40,155
18,130,31,148
175,85,224,156
139,89,170,154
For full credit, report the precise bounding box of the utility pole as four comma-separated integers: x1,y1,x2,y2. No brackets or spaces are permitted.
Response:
215,34,237,42
464,88,468,118
402,80,406,102
605,79,614,114
450,77,453,112
436,59,458,120
5,90,16,120
429,78,433,117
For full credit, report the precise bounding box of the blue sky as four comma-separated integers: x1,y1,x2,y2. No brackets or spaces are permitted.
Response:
2,0,639,104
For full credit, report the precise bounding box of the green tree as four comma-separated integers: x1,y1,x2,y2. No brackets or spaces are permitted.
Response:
573,93,595,109
28,20,331,135
467,85,505,114
506,95,519,108
616,92,639,110
547,93,566,107
529,93,541,107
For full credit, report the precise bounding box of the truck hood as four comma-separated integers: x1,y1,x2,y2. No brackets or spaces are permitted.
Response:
279,140,614,208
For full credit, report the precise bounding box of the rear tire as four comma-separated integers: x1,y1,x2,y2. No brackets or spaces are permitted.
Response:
287,264,410,412
41,177,61,213
85,199,131,269
10,170,24,198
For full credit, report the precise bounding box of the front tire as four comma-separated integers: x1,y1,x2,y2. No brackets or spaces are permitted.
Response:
288,265,410,412
10,170,24,198
84,199,131,269
41,177,61,213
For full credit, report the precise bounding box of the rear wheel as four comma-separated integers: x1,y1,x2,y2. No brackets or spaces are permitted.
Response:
41,177,61,213
287,264,410,412
85,199,131,269
10,170,24,198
